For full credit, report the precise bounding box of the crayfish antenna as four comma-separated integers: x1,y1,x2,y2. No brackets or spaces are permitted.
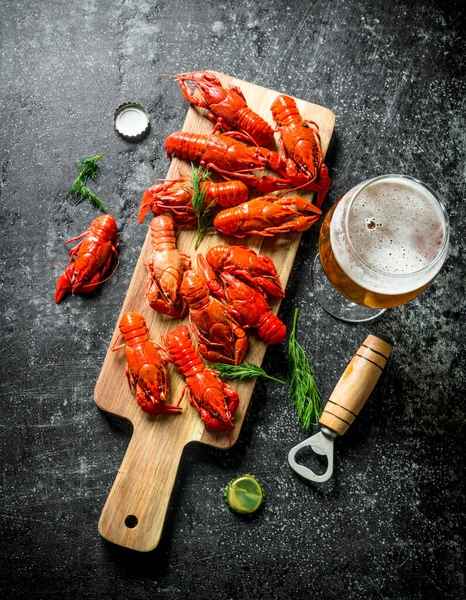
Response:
52,260,67,270
96,260,120,286
276,180,319,199
111,335,126,352
220,129,258,146
129,205,144,224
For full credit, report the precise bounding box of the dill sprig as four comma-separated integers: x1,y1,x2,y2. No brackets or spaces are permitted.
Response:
76,153,105,181
211,362,285,384
68,153,107,212
190,165,215,249
287,308,322,430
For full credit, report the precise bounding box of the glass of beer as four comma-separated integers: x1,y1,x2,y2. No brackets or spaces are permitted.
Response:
312,174,450,322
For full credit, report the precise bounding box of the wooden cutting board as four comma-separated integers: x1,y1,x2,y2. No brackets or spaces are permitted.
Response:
94,72,335,551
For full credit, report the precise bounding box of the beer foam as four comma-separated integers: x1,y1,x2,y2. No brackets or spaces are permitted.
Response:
331,177,448,294
348,179,445,274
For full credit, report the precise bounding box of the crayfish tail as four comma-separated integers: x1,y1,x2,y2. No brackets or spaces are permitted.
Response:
270,94,301,127
257,312,287,345
237,106,275,148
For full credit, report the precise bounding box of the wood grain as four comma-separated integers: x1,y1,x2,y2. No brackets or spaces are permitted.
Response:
94,72,335,551
319,335,392,436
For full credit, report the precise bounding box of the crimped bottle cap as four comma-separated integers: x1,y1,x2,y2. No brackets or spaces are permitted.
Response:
113,102,150,141
224,474,264,514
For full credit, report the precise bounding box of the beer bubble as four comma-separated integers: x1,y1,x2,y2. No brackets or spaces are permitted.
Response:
329,176,448,298
346,179,446,276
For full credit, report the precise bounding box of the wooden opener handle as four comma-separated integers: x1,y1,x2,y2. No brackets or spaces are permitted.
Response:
319,335,392,436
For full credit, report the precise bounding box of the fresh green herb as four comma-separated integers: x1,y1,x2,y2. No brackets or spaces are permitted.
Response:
68,153,107,212
75,153,105,182
190,165,215,249
287,308,322,430
211,362,285,384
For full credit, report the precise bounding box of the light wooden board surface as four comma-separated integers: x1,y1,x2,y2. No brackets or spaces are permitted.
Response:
94,72,335,551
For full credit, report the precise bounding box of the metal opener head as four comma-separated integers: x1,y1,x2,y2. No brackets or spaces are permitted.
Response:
287,334,392,484
288,428,336,483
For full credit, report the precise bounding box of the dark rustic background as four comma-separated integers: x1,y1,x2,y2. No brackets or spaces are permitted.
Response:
1,0,465,598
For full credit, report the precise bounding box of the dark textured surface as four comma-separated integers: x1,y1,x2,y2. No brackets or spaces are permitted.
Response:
1,0,465,598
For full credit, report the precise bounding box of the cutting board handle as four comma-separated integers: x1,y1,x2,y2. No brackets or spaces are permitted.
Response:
98,417,189,552
319,335,392,436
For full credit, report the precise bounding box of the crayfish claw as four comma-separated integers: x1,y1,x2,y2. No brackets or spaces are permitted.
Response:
54,272,72,303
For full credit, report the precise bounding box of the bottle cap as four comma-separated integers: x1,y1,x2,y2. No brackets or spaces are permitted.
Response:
224,474,264,514
113,102,150,142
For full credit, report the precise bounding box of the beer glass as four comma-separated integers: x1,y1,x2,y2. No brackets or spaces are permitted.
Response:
312,174,450,322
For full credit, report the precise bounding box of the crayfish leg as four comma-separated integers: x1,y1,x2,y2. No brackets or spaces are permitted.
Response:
125,364,136,390
111,341,126,352
211,116,231,134
64,230,87,247
176,383,189,407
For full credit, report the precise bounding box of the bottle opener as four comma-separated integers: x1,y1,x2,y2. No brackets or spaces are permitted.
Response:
288,334,392,483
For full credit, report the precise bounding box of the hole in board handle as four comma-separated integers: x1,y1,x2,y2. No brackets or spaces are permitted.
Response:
125,514,138,529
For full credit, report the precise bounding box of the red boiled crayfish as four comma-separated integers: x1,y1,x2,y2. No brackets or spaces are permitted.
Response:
204,244,284,298
180,270,248,365
165,131,286,194
145,215,191,318
213,195,322,238
270,94,331,208
112,312,181,415
138,175,249,225
54,214,119,303
165,325,239,431
172,71,275,148
197,255,286,346
166,131,327,196
166,131,269,187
